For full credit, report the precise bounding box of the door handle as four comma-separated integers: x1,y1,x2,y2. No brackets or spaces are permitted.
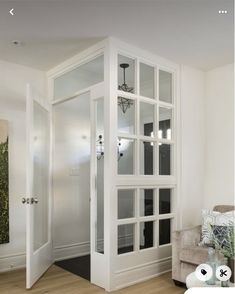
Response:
22,197,39,204
32,197,39,204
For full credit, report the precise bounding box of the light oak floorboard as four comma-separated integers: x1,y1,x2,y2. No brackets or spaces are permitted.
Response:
0,265,186,294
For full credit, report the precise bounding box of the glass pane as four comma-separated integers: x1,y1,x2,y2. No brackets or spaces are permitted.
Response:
33,102,49,251
159,189,171,214
118,98,135,134
159,70,172,103
140,141,154,175
139,102,154,137
140,221,154,249
54,55,104,100
118,55,135,94
118,138,134,175
159,144,172,175
118,224,135,254
159,107,172,140
140,189,154,216
118,190,135,219
140,63,154,98
96,99,104,253
159,219,171,245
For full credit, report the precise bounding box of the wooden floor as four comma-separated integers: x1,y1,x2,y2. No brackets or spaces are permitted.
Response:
0,265,186,294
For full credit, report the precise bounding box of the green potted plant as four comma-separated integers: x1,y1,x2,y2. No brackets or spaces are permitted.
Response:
211,223,234,283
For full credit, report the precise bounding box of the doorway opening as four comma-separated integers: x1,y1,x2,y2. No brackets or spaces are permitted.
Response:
53,92,91,281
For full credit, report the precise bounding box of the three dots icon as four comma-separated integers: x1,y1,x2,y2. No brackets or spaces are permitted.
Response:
219,10,228,14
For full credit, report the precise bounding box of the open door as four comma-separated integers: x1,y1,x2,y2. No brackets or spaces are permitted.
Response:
24,84,53,288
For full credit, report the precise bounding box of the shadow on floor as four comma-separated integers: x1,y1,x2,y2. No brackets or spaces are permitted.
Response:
55,255,90,281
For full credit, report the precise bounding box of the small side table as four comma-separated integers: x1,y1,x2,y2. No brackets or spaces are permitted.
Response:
186,272,234,288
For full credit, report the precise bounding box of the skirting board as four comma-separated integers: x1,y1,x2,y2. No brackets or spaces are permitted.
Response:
0,252,26,273
54,241,90,261
113,257,172,290
54,235,132,262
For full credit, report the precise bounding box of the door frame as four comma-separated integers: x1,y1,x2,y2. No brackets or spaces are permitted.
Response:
51,82,106,288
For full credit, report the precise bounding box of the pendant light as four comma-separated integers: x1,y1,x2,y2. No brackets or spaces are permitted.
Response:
118,63,134,114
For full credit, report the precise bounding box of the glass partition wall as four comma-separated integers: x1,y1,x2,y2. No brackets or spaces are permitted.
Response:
114,47,177,288
48,39,178,292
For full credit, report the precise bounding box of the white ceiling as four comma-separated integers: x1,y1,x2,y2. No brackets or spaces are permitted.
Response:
0,0,233,71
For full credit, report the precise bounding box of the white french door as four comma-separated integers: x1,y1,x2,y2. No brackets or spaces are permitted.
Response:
25,84,53,289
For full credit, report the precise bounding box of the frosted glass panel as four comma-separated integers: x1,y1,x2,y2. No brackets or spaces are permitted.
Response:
33,102,49,251
96,99,104,253
140,63,154,98
159,70,172,103
54,55,104,100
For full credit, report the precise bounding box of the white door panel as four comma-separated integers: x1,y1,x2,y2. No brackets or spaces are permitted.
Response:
25,84,53,289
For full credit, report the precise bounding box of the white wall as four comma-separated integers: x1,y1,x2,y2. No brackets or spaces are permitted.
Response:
180,63,234,228
0,60,46,272
203,64,234,209
180,65,205,228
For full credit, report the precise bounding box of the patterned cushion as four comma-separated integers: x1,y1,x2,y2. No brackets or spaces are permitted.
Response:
201,209,235,245
212,225,234,248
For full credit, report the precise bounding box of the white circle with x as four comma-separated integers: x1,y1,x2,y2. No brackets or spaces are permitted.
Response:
216,265,232,282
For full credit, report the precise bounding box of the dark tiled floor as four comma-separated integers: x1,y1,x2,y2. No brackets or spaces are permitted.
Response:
55,247,143,281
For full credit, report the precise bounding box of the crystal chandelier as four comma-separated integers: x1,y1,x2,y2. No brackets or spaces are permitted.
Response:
118,63,134,114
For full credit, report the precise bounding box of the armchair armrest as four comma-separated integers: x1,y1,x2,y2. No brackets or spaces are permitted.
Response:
172,225,201,283
173,225,201,248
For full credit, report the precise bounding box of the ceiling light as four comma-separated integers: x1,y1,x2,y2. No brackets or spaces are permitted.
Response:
118,63,134,114
12,40,22,46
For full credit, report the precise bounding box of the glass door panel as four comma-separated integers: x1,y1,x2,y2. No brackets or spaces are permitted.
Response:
26,84,53,289
96,98,104,253
33,102,49,251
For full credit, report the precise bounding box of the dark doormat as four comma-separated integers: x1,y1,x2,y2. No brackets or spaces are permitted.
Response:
55,255,90,281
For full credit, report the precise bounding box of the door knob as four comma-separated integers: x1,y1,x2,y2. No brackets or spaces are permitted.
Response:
32,197,39,204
